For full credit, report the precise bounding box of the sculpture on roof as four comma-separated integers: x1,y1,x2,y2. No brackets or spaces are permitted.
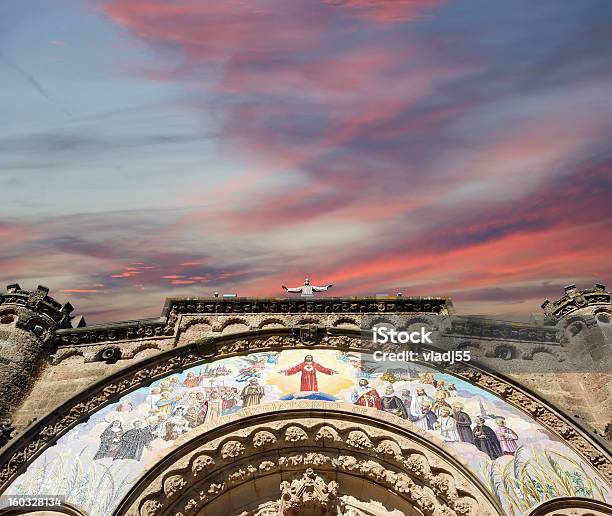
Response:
282,278,333,297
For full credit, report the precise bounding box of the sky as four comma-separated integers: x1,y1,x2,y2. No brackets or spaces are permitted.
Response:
1,0,611,323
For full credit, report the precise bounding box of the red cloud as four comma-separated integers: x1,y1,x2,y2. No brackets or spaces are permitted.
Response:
324,0,442,23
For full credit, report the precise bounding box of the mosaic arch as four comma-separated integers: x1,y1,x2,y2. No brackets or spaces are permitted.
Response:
1,347,611,516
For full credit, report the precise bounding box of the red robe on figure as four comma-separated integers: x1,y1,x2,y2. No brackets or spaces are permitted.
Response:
353,386,382,409
284,361,335,391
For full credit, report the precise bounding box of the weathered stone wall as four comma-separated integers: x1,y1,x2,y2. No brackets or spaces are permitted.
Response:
2,289,611,446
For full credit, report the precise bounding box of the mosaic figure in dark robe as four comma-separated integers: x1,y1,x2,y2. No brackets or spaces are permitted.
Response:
94,420,123,460
409,401,438,430
451,403,474,444
472,417,503,460
196,392,209,425
113,420,153,461
240,379,265,407
381,385,408,419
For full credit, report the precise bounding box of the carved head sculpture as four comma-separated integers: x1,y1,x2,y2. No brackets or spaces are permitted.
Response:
304,278,310,285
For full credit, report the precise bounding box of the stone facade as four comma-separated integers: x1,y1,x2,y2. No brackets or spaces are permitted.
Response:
0,284,610,515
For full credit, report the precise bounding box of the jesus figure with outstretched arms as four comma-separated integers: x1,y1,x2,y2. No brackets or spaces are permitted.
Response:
279,355,338,391
282,278,333,297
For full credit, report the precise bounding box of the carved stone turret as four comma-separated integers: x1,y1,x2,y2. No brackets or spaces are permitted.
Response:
541,283,611,323
0,284,76,433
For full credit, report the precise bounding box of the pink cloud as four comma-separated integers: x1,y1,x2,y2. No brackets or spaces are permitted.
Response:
324,0,442,23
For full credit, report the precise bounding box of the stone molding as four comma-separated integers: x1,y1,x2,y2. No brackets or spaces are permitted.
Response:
526,496,612,515
115,404,500,516
0,332,610,498
51,297,450,347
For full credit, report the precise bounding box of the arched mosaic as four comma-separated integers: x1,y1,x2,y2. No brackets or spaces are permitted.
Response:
2,349,611,516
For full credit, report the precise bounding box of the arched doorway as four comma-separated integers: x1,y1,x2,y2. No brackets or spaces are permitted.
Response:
114,404,502,516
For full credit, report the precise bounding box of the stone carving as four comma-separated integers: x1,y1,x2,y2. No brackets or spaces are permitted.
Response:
526,496,612,515
445,317,559,344
278,468,338,515
315,426,341,442
228,465,257,483
164,475,188,498
285,426,308,442
191,454,214,476
542,283,612,322
253,430,277,448
220,440,245,459
375,439,402,458
345,430,372,449
50,296,450,347
126,413,495,516
140,499,163,516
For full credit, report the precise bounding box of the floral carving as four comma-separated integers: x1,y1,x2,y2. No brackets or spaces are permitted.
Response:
220,440,245,459
253,430,277,448
140,499,163,516
284,426,308,442
259,460,275,472
346,430,372,449
191,454,214,476
228,465,257,483
315,426,341,442
375,439,402,457
164,474,187,498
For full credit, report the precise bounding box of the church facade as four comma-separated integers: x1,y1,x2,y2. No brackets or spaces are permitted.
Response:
0,284,610,516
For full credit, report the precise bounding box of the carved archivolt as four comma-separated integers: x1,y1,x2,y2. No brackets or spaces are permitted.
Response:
0,332,610,498
117,405,500,516
526,496,612,515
